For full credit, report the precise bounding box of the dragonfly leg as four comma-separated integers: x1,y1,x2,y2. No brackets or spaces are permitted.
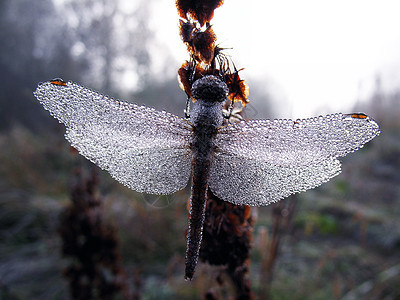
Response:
223,96,236,120
184,95,191,119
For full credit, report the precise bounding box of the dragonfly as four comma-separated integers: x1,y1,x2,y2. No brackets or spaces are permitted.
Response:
34,75,380,280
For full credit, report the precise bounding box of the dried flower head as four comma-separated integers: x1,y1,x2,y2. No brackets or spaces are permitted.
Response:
176,0,224,26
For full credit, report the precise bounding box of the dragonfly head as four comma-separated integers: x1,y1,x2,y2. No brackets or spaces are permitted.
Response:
191,75,228,104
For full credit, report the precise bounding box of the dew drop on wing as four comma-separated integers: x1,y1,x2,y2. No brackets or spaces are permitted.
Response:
209,113,380,206
33,81,193,195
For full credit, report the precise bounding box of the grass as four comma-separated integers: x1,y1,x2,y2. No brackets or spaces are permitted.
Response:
0,121,399,299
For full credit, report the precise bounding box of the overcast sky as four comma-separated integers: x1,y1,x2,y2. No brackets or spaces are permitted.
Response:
150,0,400,118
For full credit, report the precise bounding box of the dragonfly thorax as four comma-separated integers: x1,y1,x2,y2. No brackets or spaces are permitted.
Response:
191,75,228,104
190,75,227,128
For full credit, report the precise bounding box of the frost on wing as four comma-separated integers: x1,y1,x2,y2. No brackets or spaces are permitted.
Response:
34,81,193,194
209,113,380,206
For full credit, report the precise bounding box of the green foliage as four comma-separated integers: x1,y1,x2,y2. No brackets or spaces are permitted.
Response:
296,212,340,235
334,179,351,195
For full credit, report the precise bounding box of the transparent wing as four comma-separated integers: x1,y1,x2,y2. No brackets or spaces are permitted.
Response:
34,81,193,194
209,113,380,206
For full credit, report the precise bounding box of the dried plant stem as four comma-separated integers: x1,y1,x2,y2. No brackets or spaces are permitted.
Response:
58,166,132,300
200,190,255,299
259,196,297,300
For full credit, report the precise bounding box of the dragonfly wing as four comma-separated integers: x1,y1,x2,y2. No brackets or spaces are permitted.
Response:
209,113,380,206
209,153,341,206
34,81,192,194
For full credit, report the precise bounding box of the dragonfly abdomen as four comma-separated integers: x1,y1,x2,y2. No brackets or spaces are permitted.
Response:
185,151,211,280
185,76,228,280
186,109,221,280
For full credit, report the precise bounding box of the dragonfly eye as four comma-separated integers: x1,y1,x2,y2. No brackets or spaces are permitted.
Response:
191,75,228,103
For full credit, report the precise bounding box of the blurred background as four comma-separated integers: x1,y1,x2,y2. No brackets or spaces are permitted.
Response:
0,0,399,299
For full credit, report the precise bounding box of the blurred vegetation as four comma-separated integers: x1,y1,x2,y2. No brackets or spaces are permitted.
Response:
0,0,399,299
